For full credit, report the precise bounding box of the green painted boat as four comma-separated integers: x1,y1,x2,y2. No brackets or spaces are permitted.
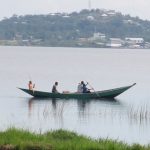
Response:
18,83,136,99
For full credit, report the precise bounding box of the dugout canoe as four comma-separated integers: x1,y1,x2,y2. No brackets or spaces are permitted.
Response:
18,83,136,99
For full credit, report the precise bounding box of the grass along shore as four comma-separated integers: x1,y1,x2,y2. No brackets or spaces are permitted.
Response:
0,128,149,150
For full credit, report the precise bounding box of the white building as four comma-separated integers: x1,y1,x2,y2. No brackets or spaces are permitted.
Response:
107,38,124,48
125,38,144,44
87,15,95,21
89,32,106,41
145,42,150,49
106,10,116,16
101,14,108,17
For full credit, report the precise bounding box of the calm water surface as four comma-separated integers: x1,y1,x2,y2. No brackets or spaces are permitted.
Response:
0,46,150,144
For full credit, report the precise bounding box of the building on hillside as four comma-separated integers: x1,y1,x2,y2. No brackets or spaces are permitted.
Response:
125,38,144,48
123,20,134,24
125,38,144,44
87,15,95,21
89,32,106,41
107,38,124,48
106,10,116,16
145,42,150,48
101,14,108,17
62,15,70,18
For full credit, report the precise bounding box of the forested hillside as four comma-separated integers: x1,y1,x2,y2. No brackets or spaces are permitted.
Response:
0,9,150,47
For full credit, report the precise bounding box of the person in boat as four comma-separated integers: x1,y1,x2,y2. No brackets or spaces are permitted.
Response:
81,81,91,93
77,82,83,93
28,81,35,90
52,82,59,93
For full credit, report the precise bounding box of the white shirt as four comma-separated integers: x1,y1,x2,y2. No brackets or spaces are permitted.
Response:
77,83,83,93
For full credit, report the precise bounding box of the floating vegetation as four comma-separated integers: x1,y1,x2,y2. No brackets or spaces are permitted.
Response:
127,105,150,125
97,104,150,125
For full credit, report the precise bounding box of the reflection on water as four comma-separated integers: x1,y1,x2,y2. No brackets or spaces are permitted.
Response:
27,97,150,127
28,98,120,119
27,97,150,145
27,98,125,131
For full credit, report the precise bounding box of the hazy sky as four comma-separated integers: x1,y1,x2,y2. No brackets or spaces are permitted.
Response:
1,0,150,20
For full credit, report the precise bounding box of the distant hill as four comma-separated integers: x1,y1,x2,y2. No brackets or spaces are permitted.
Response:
0,9,150,47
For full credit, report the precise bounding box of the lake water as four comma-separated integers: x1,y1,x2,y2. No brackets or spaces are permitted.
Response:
0,46,150,145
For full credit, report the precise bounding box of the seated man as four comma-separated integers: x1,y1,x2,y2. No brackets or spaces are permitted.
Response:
81,81,91,93
77,82,83,93
52,82,59,93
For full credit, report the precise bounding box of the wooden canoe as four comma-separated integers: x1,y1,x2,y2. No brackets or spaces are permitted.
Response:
18,83,136,99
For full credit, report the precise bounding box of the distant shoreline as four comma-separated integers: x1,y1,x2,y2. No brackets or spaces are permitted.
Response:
0,9,150,49
0,44,149,50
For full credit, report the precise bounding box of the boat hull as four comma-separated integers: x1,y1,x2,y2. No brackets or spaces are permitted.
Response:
18,83,136,99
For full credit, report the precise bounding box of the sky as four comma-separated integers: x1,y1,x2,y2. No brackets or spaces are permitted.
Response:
1,0,150,20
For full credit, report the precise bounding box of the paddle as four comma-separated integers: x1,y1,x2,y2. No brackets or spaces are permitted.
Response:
86,82,100,97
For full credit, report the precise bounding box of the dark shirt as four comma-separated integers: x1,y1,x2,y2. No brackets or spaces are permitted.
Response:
52,85,58,93
82,83,88,93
